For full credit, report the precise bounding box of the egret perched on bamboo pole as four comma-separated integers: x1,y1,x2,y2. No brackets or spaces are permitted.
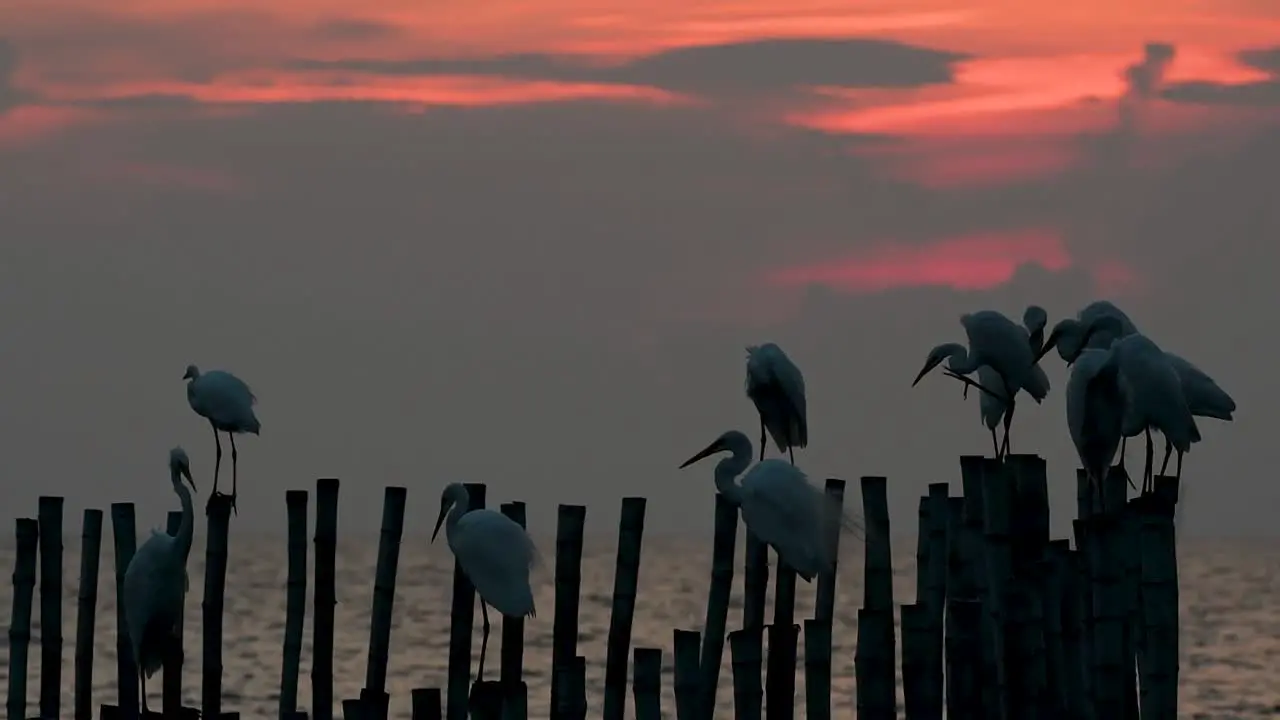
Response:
1044,302,1234,478
183,364,260,513
745,343,808,464
432,482,538,681
123,447,197,715
912,309,1047,458
1040,316,1200,492
679,430,862,581
1065,348,1127,510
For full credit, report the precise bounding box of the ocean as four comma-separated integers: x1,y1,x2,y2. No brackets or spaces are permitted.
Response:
1,533,1277,719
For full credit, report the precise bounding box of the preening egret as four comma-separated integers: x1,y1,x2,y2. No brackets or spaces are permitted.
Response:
184,364,260,513
432,482,538,681
1023,304,1049,354
1043,302,1235,475
912,310,1044,458
1044,317,1200,491
1065,348,1127,510
976,363,1050,458
678,430,862,581
122,447,198,715
745,343,808,464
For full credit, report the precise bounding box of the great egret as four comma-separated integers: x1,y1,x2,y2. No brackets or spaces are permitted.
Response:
432,482,538,681
183,365,260,513
745,343,808,464
976,363,1049,458
1066,348,1127,510
1043,317,1200,491
1043,302,1234,474
678,430,861,581
912,310,1044,458
122,447,198,715
1023,304,1049,354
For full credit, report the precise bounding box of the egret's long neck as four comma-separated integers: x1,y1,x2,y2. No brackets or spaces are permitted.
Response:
171,471,194,562
445,494,471,545
943,343,979,374
714,445,752,505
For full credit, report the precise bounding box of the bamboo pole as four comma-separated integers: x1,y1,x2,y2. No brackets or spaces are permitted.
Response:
631,648,663,720
602,497,647,720
673,629,703,720
111,503,140,717
280,490,309,717
38,495,65,720
499,501,529,720
698,494,737,719
550,504,587,716
729,628,764,720
201,493,235,718
6,518,39,720
74,509,104,720
313,478,341,720
445,483,485,720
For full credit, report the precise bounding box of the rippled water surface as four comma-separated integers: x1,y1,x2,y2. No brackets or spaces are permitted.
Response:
1,533,1277,719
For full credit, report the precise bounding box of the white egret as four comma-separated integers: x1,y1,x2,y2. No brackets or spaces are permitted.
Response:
912,310,1045,458
1042,317,1200,491
678,430,862,582
976,363,1050,458
122,447,197,715
1065,348,1127,510
432,483,538,681
1043,302,1234,475
183,364,260,512
745,343,808,464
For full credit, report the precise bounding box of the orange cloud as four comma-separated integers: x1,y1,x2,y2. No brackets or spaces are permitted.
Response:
765,230,1073,292
36,71,686,108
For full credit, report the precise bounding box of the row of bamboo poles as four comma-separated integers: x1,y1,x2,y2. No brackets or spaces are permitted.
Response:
5,455,1180,719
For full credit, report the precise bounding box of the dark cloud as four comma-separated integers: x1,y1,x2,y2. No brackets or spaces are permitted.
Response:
288,38,968,98
1162,45,1280,106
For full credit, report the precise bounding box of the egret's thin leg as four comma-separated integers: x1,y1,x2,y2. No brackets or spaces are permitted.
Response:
1159,437,1173,478
211,423,223,495
999,398,1016,459
229,432,239,516
1152,425,1162,491
758,420,767,462
478,601,492,680
788,446,795,465
140,671,148,715
990,428,1000,459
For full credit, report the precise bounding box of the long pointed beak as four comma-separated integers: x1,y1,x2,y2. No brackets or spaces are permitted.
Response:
183,468,197,493
1033,329,1060,364
431,505,449,543
911,357,942,387
679,440,724,469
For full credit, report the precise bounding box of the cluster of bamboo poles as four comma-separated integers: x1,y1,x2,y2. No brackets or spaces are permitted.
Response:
4,454,1180,720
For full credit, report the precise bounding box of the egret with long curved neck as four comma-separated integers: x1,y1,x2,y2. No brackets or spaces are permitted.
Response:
432,482,538,682
679,430,861,583
123,447,198,715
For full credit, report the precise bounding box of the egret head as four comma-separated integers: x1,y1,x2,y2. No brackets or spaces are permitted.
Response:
1036,319,1077,365
911,343,965,387
678,430,750,469
1023,305,1048,352
431,482,470,543
169,446,196,492
182,364,200,380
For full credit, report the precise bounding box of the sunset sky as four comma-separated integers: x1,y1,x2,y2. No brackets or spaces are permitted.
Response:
0,0,1277,536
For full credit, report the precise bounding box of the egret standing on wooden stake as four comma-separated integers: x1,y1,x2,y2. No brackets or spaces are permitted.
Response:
1040,316,1200,492
1045,301,1234,474
183,364,260,513
912,310,1045,458
432,482,538,681
1065,348,1127,510
678,430,861,581
123,447,197,715
745,343,808,464
975,363,1049,458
